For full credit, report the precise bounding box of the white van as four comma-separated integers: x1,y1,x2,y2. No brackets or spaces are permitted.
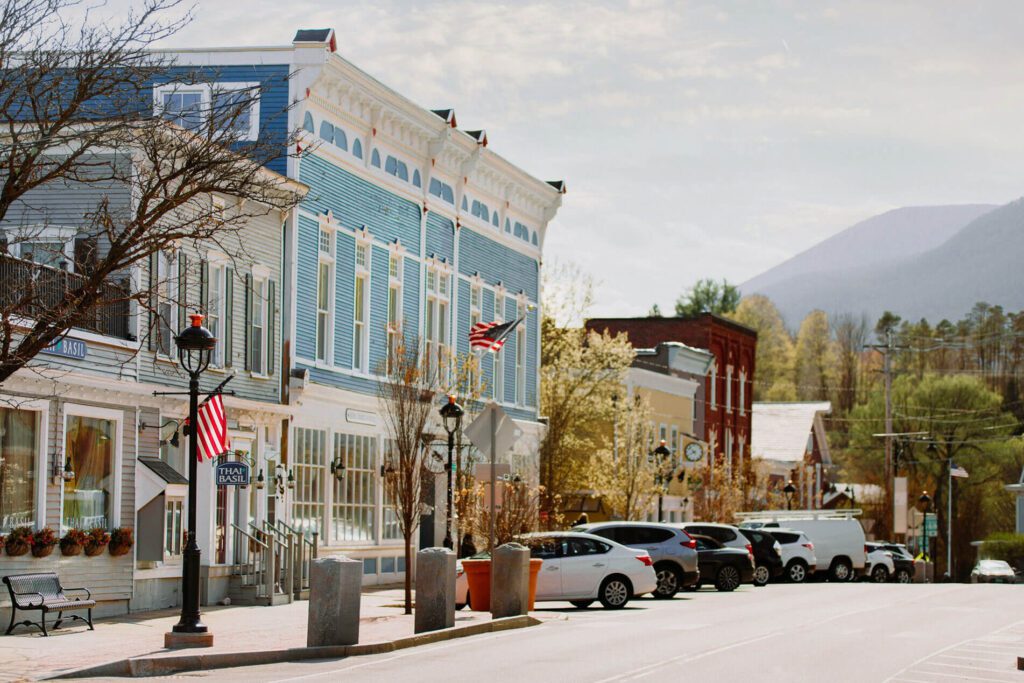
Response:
738,512,866,581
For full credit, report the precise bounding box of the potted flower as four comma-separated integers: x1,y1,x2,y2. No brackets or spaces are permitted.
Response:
60,529,89,556
31,527,58,558
109,527,134,557
4,526,32,557
84,528,110,557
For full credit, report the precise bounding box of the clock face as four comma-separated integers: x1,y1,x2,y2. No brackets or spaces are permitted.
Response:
685,443,704,462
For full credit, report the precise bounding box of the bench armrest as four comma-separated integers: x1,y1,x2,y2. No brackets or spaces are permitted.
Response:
11,591,45,607
64,587,92,600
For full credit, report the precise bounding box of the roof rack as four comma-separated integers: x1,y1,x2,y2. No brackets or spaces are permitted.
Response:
735,509,863,521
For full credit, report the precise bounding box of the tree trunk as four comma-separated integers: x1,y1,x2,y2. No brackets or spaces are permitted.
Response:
404,534,413,615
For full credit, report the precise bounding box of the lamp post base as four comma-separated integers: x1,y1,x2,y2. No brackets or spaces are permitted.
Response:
165,631,214,649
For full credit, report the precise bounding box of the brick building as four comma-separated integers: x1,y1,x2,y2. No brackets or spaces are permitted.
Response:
585,314,757,475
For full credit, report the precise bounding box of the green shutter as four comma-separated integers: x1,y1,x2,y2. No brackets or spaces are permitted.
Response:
244,273,252,372
268,280,276,377
199,259,209,314
147,252,158,351
177,251,188,331
224,267,234,367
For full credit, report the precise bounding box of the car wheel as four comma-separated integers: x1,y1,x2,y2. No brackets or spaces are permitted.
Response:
570,600,593,609
895,568,912,584
829,558,853,582
786,560,808,583
753,564,771,587
715,565,741,592
653,563,682,599
871,565,889,583
598,576,632,609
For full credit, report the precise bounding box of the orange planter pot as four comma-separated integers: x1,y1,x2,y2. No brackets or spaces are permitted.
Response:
461,559,492,611
527,558,542,610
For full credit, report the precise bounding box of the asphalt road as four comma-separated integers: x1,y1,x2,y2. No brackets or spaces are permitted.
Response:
130,583,1024,682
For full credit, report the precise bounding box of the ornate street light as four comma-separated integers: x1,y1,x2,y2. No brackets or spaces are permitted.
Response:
783,480,797,510
172,313,215,638
917,490,932,559
439,395,464,550
653,439,671,523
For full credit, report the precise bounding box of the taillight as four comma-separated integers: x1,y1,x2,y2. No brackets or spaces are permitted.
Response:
802,542,814,551
746,543,753,558
681,539,697,550
637,554,653,567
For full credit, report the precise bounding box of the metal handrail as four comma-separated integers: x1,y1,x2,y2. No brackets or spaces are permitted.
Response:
231,523,268,550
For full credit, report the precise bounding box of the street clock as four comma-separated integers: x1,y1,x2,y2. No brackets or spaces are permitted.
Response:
684,442,704,462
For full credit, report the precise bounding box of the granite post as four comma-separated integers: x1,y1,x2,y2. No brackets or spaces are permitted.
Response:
414,547,456,634
491,542,530,618
307,556,362,647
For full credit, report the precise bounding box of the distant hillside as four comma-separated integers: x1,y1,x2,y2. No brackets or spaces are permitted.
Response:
740,202,1024,326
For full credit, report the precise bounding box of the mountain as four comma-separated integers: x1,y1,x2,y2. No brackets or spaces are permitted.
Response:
741,201,1024,326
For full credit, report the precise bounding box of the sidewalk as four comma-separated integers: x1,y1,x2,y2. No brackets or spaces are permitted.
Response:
0,588,513,681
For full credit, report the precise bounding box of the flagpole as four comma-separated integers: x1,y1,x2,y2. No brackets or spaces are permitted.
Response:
947,458,953,579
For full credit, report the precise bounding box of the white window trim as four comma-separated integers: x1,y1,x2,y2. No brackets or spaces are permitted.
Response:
726,364,733,414
515,298,527,406
153,82,261,142
739,369,747,417
155,248,178,363
61,403,123,532
205,251,230,368
250,270,270,377
353,234,372,374
709,364,717,409
316,222,337,367
0,398,49,534
6,225,78,271
386,248,404,370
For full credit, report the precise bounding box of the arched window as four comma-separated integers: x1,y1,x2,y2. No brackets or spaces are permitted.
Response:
412,169,421,187
461,196,469,211
429,178,443,198
505,218,511,233
334,128,348,151
492,212,499,228
352,138,363,159
319,121,334,144
441,184,454,204
371,149,381,168
531,232,538,246
396,161,409,181
385,155,398,175
481,204,490,222
302,111,314,133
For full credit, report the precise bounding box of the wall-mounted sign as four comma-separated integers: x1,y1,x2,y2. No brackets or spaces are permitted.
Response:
215,461,250,486
41,337,87,360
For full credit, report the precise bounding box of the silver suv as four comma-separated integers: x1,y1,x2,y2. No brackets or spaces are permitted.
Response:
574,522,699,599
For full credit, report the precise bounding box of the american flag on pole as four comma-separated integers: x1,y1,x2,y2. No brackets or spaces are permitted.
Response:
196,393,231,461
950,463,969,478
469,318,522,352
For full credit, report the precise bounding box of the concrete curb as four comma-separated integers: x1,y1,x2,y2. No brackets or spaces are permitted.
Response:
48,615,540,679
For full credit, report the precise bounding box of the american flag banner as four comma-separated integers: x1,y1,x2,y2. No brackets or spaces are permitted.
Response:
469,318,523,352
196,393,231,461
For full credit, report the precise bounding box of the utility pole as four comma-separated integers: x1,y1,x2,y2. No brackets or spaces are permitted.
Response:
866,330,899,536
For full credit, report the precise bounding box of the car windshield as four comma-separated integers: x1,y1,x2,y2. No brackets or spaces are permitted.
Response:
979,560,1012,571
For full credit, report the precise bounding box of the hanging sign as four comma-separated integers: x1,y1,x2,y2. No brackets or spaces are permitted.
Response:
215,461,251,486
41,337,87,360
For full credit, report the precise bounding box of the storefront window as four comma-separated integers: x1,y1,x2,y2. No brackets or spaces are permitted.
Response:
165,498,183,557
332,433,377,542
64,415,115,530
382,438,401,541
0,408,39,533
292,427,326,535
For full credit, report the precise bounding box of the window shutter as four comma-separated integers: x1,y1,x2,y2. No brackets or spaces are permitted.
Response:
224,266,234,367
177,251,188,331
244,273,252,371
147,252,158,351
199,259,209,314
268,280,276,376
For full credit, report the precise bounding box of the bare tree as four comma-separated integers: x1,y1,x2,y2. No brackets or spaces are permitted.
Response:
833,313,870,414
0,0,301,383
595,394,660,521
473,479,543,547
378,334,438,614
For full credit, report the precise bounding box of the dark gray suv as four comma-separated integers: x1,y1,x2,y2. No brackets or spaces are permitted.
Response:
574,522,699,598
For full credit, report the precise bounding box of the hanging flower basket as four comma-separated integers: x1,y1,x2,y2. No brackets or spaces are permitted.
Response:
4,527,33,557
84,528,110,557
60,529,88,557
31,528,58,558
109,528,134,557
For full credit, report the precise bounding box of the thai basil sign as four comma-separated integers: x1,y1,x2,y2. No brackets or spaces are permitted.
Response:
41,337,87,360
215,461,250,486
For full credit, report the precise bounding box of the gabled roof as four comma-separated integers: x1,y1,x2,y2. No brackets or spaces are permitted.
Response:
751,402,831,464
293,29,336,52
464,129,488,146
139,456,188,485
431,109,457,127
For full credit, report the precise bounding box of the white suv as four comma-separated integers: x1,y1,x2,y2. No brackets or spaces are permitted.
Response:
765,528,817,583
864,544,895,583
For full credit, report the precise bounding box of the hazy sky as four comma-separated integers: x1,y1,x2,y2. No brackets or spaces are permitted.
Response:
120,1,1024,315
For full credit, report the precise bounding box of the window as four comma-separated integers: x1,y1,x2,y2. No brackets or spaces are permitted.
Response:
292,428,327,535
387,254,402,368
428,178,454,204
159,89,203,130
332,434,377,542
671,426,679,459
319,228,331,254
412,169,421,188
0,408,41,533
424,267,451,382
352,138,363,159
250,277,267,375
709,365,717,409
154,82,261,141
156,250,174,357
302,111,314,133
164,498,183,558
739,370,747,417
354,245,370,372
334,128,348,151
63,414,116,530
371,149,381,168
316,261,333,363
726,365,733,413
469,285,482,389
319,120,334,144
493,318,504,402
211,87,256,137
385,156,408,181
492,212,499,228
207,263,226,366
356,243,368,268
516,301,527,405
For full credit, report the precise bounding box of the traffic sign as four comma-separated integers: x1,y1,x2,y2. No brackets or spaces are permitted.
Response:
924,513,938,536
463,402,519,460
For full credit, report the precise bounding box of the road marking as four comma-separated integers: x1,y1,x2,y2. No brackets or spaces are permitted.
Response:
883,619,1024,683
921,661,1016,674
936,653,1011,663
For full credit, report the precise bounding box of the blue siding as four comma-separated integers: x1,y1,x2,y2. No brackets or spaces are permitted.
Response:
296,215,319,360
403,258,420,342
334,231,355,369
457,278,470,356
425,212,454,263
504,296,516,404
527,307,538,407
458,228,538,301
299,154,421,252
368,245,388,373
482,289,494,395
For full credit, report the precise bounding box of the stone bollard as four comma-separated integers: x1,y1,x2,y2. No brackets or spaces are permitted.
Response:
491,542,530,618
307,555,362,647
415,547,456,634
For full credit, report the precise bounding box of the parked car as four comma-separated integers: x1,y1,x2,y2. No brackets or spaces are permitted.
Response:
971,559,1017,584
679,522,752,553
753,517,866,582
687,534,755,592
877,542,915,583
764,528,817,583
863,543,895,583
738,527,784,586
574,522,699,599
518,532,658,608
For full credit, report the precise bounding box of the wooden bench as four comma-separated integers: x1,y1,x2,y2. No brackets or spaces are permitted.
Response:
3,572,95,636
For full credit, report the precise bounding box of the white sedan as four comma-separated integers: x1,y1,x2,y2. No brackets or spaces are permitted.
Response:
456,531,657,610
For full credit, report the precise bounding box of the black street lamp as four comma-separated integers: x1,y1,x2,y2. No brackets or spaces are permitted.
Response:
783,480,796,510
653,439,671,523
439,395,464,550
172,313,216,637
917,490,931,558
